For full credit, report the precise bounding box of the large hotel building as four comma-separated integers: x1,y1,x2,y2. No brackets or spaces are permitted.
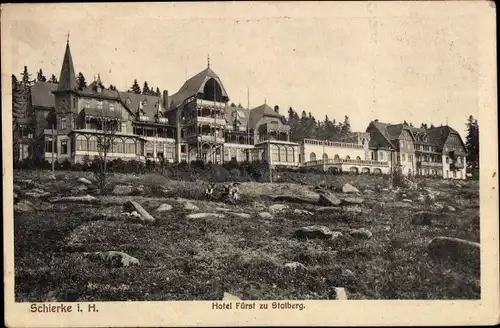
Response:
16,40,468,179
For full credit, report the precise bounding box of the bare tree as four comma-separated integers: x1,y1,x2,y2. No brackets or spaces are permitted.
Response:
93,114,119,194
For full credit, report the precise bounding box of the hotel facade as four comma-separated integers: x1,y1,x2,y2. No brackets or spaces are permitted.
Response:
16,41,467,179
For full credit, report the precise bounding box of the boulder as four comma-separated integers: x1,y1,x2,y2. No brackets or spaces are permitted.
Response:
77,184,88,191
317,192,342,207
156,204,173,212
330,287,348,300
184,202,199,211
123,200,156,223
222,292,241,301
393,201,413,208
427,237,480,268
230,212,252,219
442,205,456,212
50,195,99,204
272,195,315,204
258,212,273,220
112,185,133,196
14,200,35,213
372,203,383,215
25,189,51,198
77,177,92,185
186,213,225,219
349,228,372,239
341,197,364,205
293,209,314,216
342,183,359,193
268,204,289,213
295,225,333,239
315,206,341,212
284,262,307,271
83,251,140,268
402,199,413,203
411,211,447,226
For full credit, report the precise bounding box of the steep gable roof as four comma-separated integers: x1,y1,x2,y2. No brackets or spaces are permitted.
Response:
168,67,229,109
57,41,77,92
118,91,163,118
248,103,282,129
225,106,251,127
31,82,58,109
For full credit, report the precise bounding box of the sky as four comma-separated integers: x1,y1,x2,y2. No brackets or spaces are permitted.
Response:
4,1,492,139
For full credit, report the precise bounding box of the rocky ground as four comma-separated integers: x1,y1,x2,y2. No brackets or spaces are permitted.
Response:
13,170,480,301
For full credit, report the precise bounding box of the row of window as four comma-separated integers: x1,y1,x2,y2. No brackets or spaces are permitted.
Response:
309,153,363,161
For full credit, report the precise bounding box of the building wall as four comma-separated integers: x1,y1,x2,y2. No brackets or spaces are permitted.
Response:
224,143,254,162
442,154,467,179
395,130,416,175
301,141,366,163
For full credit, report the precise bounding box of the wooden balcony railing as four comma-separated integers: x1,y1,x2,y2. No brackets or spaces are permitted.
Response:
304,158,389,167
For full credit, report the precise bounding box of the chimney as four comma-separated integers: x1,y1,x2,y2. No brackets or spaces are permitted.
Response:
163,90,169,110
274,105,279,114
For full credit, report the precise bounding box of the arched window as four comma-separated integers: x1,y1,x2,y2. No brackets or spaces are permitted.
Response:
334,154,340,160
346,155,351,160
310,152,316,161
322,153,328,159
356,156,361,160
113,138,124,154
88,136,98,151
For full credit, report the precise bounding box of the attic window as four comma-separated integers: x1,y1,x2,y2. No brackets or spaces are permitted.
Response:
237,110,246,118
126,98,131,105
143,100,148,107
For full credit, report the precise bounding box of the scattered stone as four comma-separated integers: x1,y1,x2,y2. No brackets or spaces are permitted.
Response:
83,251,140,268
411,211,446,226
156,204,173,212
161,188,172,196
258,212,273,220
215,207,231,212
349,228,372,239
14,192,19,201
123,200,156,223
393,201,413,208
372,203,383,215
382,188,390,192
272,195,315,204
417,195,426,203
183,202,199,211
112,185,133,195
129,211,142,219
14,200,36,213
442,205,456,212
402,199,413,203
230,212,252,219
364,189,374,194
47,174,56,180
331,231,344,240
431,203,444,211
427,236,480,268
284,262,307,271
25,189,51,198
295,225,333,239
342,183,359,193
133,185,145,194
293,209,314,215
315,206,340,212
77,177,92,185
186,213,225,219
268,204,289,213
401,193,408,198
341,197,364,205
317,192,342,206
176,197,189,203
13,184,21,193
50,195,99,204
330,287,348,300
77,184,88,191
222,292,241,301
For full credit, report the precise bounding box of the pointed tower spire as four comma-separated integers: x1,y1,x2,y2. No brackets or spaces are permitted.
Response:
57,39,77,91
207,54,210,68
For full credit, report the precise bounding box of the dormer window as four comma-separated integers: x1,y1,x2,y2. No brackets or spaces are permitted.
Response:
97,85,102,93
109,104,114,111
97,101,103,110
143,100,148,107
126,98,132,106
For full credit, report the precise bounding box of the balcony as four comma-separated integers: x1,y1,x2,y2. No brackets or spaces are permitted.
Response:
188,134,225,143
451,162,465,170
156,117,169,124
304,158,389,167
196,99,227,109
302,138,364,149
417,161,442,168
196,116,227,125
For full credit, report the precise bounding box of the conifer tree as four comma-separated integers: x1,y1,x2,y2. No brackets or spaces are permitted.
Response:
36,69,47,82
142,81,150,95
465,115,479,173
49,74,58,83
77,72,87,90
129,79,141,94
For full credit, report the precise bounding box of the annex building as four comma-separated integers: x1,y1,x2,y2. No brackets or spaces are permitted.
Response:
19,40,467,179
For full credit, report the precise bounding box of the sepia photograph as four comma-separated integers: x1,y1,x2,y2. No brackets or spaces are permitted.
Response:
2,1,498,327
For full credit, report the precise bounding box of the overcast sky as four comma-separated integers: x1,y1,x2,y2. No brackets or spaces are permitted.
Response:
5,1,492,138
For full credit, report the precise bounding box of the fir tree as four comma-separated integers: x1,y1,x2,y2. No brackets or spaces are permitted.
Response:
465,115,479,173
230,102,236,107
49,74,58,83
142,81,150,95
156,87,161,97
20,66,33,88
77,72,87,90
36,69,47,82
129,79,141,94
